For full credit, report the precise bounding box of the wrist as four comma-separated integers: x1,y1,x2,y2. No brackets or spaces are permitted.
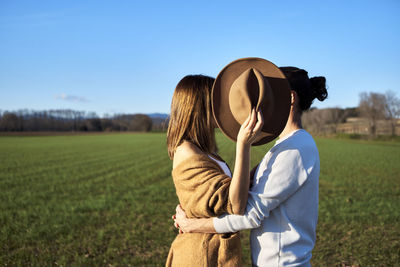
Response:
182,218,194,233
237,141,250,151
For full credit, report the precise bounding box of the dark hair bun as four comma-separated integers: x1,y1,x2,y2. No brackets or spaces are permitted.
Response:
310,76,328,101
279,66,328,111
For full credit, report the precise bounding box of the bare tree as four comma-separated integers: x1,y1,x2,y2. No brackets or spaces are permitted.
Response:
0,112,19,131
302,108,326,134
321,108,348,133
384,90,400,136
358,92,386,136
129,114,152,132
86,118,103,131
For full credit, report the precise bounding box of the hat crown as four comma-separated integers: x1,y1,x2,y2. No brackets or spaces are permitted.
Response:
229,68,273,125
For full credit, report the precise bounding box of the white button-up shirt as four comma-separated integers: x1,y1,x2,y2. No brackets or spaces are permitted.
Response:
214,129,320,267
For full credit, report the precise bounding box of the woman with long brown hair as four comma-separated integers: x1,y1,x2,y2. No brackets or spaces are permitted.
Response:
166,74,263,266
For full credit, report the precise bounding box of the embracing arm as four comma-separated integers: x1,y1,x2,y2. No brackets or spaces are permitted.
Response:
173,200,260,234
174,205,217,233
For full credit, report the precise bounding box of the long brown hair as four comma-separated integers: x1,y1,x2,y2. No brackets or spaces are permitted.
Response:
167,75,216,159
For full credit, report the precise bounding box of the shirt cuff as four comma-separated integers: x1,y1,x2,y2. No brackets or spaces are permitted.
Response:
213,214,231,233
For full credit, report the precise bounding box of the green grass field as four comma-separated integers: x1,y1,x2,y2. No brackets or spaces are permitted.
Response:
1,133,399,266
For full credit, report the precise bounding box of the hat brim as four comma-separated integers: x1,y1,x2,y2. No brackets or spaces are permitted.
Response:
212,57,291,145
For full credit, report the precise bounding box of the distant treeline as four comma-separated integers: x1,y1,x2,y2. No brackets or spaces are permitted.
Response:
0,109,169,132
1,91,399,135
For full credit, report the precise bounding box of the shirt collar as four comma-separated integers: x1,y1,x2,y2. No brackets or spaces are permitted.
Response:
274,129,304,146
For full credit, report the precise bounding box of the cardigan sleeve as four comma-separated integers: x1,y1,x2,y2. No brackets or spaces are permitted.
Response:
172,154,234,218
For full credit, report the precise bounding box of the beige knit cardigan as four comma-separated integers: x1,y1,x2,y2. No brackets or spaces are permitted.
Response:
166,154,242,267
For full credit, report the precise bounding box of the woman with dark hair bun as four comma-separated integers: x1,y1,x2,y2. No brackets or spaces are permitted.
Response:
174,66,328,266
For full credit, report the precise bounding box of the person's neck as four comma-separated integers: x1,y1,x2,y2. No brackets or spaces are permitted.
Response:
279,113,302,139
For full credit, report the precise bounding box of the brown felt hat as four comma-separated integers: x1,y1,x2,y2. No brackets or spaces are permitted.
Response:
212,57,291,145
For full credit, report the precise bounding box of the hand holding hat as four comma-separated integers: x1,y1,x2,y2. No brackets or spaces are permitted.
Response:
236,108,264,147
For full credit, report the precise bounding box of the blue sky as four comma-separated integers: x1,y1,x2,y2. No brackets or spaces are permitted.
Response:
1,0,399,116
